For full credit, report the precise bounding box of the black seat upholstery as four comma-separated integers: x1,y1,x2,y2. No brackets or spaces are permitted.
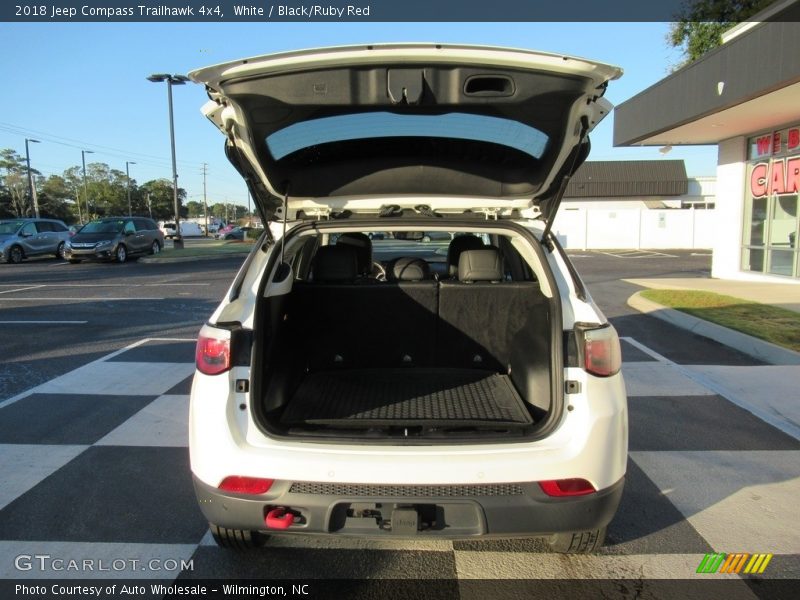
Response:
446,235,485,277
312,245,358,282
457,247,504,283
336,232,372,277
388,257,432,282
438,248,546,371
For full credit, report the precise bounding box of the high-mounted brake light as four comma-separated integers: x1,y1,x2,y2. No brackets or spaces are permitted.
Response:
577,324,621,377
218,476,274,495
539,478,597,497
195,325,231,375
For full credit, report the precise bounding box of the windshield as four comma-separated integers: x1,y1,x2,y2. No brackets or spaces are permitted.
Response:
80,220,124,234
266,112,549,160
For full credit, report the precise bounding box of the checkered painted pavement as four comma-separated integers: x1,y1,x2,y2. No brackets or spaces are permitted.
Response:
0,336,798,593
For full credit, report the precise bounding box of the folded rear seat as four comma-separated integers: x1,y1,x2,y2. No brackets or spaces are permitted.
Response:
438,248,547,372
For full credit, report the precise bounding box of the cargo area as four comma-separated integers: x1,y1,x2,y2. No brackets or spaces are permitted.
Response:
252,232,558,442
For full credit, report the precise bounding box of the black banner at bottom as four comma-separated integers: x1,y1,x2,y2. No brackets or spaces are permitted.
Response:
4,578,798,600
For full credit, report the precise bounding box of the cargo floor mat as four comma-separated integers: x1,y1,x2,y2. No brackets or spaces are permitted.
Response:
280,368,533,427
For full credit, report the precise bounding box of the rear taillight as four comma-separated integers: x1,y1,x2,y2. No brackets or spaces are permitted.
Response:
195,325,231,375
539,478,597,497
577,324,621,377
218,476,274,495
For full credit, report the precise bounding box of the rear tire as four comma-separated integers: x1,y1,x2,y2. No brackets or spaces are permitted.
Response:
209,524,268,549
114,245,127,263
8,245,23,264
547,527,606,554
149,240,161,255
55,242,65,259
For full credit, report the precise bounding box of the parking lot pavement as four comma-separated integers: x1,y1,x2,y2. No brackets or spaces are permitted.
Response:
0,335,798,589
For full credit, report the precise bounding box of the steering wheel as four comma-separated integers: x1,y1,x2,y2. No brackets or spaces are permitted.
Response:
372,261,387,282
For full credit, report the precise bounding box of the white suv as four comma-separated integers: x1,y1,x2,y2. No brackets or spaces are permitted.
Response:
188,44,627,552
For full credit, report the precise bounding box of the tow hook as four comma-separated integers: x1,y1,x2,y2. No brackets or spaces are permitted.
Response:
265,507,296,530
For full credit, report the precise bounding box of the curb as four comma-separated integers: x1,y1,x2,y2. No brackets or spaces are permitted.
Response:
627,291,800,366
139,252,249,264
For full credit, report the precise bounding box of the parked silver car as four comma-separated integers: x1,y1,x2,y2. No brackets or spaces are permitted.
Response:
0,218,72,264
64,217,164,263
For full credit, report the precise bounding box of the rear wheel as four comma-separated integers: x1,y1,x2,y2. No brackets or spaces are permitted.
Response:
8,245,23,264
209,524,268,549
114,245,127,263
55,242,65,259
547,527,606,554
149,240,161,255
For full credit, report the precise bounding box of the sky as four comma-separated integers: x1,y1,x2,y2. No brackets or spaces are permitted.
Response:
0,21,719,210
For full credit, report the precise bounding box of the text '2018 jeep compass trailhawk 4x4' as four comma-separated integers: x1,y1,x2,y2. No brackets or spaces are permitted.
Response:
188,44,627,552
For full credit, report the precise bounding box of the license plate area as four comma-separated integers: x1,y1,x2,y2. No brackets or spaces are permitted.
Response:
330,502,483,536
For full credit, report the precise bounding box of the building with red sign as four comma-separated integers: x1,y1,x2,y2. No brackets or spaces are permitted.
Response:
614,0,800,281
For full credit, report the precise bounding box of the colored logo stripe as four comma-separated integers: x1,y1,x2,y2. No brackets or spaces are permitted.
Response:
744,554,773,574
697,553,773,574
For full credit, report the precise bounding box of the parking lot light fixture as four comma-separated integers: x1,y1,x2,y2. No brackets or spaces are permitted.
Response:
125,161,136,216
25,138,40,218
81,149,94,220
148,73,189,249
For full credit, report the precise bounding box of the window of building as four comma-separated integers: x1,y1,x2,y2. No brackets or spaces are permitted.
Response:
743,123,800,278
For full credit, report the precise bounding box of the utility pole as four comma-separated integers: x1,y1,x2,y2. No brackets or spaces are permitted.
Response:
125,161,136,216
81,149,94,219
202,163,209,236
24,138,40,218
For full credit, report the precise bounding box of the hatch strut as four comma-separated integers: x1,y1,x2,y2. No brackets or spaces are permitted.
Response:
541,117,589,251
280,184,289,265
272,184,292,283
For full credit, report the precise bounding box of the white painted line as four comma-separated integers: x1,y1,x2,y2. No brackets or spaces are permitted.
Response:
0,285,44,294
0,338,152,409
0,336,196,408
0,320,88,324
621,337,800,441
0,297,165,301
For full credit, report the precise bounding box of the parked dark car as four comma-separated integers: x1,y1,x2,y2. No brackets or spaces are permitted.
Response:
0,218,72,264
64,217,164,263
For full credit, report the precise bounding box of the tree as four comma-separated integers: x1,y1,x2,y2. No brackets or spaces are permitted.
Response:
139,179,187,220
186,200,203,218
0,149,38,218
39,175,76,222
668,0,776,69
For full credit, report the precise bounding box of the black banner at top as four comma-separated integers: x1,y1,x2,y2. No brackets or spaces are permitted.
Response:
0,0,743,23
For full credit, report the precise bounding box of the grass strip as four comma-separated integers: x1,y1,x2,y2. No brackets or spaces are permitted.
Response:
640,289,800,352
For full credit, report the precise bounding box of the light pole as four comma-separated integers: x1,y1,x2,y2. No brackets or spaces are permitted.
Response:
81,149,94,220
147,73,189,249
125,161,136,216
24,138,40,218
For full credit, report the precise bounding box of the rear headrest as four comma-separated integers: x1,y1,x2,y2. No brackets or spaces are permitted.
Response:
336,232,372,276
390,257,430,282
447,235,485,276
312,245,358,282
458,248,504,283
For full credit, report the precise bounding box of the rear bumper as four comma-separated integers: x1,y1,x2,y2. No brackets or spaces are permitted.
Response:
193,475,624,538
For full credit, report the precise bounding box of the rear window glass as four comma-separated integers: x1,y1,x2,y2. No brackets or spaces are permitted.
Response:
266,112,549,160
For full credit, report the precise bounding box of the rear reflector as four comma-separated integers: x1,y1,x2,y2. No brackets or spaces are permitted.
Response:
195,326,231,375
539,478,597,497
579,324,621,377
218,476,274,495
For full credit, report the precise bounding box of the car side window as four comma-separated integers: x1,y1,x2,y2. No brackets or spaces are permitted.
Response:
20,222,37,236
50,222,67,232
124,221,136,234
36,221,53,233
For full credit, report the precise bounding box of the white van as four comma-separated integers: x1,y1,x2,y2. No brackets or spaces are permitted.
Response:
159,221,204,238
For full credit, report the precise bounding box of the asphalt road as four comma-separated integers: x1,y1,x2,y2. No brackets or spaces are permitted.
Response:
0,246,797,597
0,252,246,400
